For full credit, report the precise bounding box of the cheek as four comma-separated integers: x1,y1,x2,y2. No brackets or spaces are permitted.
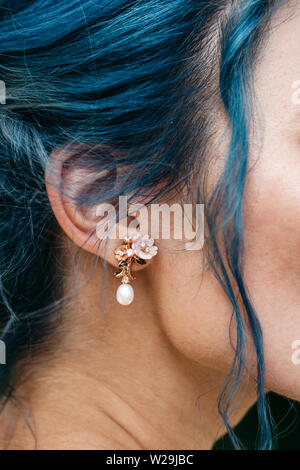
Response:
245,159,300,288
243,150,300,399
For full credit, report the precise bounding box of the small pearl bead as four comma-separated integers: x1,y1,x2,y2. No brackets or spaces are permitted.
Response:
116,284,134,306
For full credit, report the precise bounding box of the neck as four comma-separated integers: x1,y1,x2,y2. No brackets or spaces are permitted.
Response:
1,253,254,450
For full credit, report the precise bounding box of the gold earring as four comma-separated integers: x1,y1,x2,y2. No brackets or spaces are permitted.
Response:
114,234,158,306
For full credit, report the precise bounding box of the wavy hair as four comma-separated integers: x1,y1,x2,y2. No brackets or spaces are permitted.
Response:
0,0,282,449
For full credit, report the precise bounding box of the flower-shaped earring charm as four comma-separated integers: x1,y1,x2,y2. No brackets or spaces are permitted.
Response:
114,234,158,306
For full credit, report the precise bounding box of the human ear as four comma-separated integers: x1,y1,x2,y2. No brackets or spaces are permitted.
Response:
45,144,153,274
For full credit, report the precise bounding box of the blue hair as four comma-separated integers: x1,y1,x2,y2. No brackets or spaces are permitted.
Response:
0,0,282,449
212,1,282,449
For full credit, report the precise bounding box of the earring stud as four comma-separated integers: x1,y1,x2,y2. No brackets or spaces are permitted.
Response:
114,234,158,306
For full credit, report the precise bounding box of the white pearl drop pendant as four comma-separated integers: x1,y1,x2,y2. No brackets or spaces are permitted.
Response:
116,282,134,306
114,234,158,306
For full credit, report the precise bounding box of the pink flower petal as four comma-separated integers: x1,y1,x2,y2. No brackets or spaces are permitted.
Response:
138,251,152,260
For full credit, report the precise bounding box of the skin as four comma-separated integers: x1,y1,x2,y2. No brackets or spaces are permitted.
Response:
0,3,299,450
